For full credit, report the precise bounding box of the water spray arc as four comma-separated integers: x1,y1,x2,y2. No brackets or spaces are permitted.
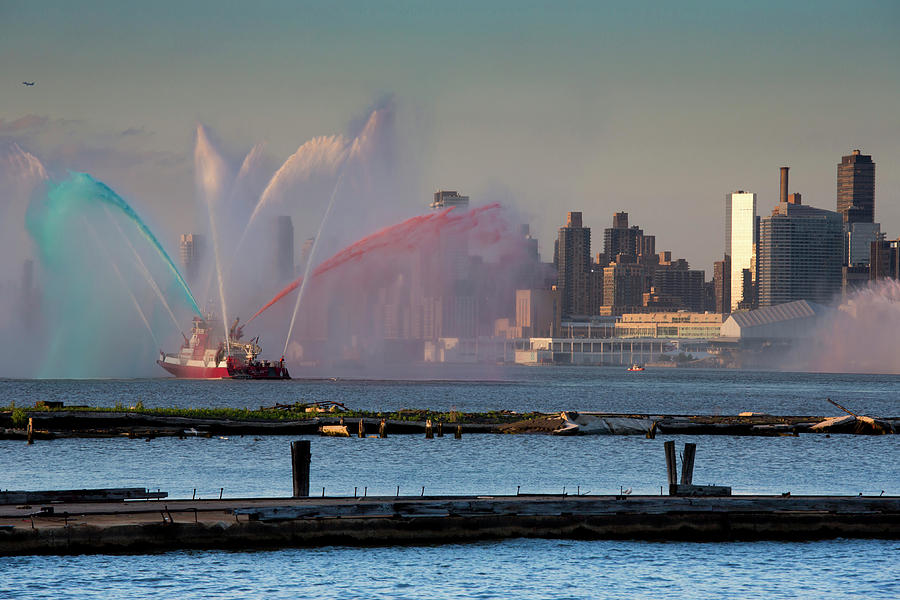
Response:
84,220,160,348
105,208,183,335
195,125,232,350
37,173,202,316
247,203,504,325
281,169,347,356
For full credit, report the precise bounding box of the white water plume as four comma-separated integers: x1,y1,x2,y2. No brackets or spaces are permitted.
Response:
105,207,182,335
236,134,348,256
282,168,347,356
1,143,48,267
799,279,900,374
84,219,160,348
194,124,232,348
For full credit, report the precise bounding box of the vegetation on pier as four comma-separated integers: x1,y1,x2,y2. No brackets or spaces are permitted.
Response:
0,401,543,427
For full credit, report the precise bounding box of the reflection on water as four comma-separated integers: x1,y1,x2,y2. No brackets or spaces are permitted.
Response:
2,539,899,599
3,367,900,415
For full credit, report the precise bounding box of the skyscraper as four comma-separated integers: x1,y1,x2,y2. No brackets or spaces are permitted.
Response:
275,216,294,282
556,211,591,317
757,202,843,307
603,212,644,259
651,257,706,312
179,233,204,286
837,150,875,223
725,191,756,312
602,259,644,314
713,256,730,314
430,190,470,210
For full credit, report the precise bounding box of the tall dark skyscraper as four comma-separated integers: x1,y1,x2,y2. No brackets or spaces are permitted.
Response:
603,212,644,259
837,150,875,223
556,211,591,318
179,233,204,286
713,256,730,314
275,216,294,282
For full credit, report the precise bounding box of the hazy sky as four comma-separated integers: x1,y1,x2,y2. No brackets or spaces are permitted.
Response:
2,0,898,273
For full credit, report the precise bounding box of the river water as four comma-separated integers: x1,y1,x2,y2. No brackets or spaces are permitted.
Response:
1,367,898,598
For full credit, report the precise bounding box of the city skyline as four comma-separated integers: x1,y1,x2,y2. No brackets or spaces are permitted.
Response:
2,1,898,274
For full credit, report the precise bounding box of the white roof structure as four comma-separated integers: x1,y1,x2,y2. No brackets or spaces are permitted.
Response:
720,300,830,340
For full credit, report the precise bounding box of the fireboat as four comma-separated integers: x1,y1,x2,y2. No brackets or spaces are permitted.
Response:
157,316,290,379
224,337,290,380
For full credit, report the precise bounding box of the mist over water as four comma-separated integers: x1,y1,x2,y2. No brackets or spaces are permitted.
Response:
19,174,200,377
7,99,900,378
795,279,900,374
0,101,537,377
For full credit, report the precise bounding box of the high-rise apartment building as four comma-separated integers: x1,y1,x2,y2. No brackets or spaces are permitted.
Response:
603,212,645,259
555,212,592,317
430,190,470,210
179,233,204,285
846,222,881,267
757,202,843,307
515,289,560,338
651,258,706,313
871,238,900,281
713,256,730,314
725,191,757,312
837,150,875,223
602,259,644,315
275,216,294,282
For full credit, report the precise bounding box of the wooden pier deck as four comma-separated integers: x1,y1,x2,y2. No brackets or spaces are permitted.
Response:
2,494,898,555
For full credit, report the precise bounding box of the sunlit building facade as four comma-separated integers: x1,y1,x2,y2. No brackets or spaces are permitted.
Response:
725,191,756,312
757,203,843,307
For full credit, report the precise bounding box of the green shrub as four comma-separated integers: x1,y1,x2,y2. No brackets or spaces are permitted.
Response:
11,407,27,428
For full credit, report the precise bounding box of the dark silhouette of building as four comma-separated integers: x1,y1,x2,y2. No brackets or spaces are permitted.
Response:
179,233,204,286
870,237,900,281
603,212,645,259
275,216,294,282
651,256,706,312
837,150,875,224
555,212,592,317
713,256,730,314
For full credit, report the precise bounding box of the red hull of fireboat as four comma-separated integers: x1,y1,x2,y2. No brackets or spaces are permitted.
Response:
156,358,229,379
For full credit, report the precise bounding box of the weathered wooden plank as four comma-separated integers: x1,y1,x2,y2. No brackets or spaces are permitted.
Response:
664,441,678,486
0,488,167,504
681,443,696,485
671,484,731,497
233,496,900,522
291,441,310,498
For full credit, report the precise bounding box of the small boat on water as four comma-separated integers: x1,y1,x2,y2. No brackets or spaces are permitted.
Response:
627,364,645,372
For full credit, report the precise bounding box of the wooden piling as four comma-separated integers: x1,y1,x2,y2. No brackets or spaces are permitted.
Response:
357,419,365,438
291,440,311,498
681,443,696,485
379,419,387,438
455,425,462,439
664,440,677,488
425,419,433,439
26,418,33,445
437,422,443,437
